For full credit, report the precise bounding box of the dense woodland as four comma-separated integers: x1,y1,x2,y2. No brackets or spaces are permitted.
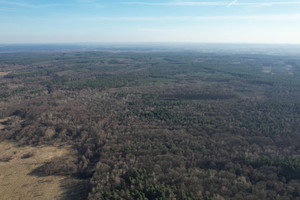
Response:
0,50,300,200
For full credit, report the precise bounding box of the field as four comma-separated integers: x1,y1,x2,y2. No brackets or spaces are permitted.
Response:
0,117,10,130
0,72,10,77
0,141,69,200
0,48,300,199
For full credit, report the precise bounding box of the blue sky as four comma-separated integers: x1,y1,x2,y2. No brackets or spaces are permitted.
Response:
0,0,300,44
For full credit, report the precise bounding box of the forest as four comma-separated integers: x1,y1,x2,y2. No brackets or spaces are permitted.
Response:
0,49,300,200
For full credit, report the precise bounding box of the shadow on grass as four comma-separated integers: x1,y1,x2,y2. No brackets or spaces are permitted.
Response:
59,178,90,200
28,164,90,200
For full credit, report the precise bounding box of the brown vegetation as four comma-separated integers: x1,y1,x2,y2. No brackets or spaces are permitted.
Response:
0,51,300,199
0,141,72,200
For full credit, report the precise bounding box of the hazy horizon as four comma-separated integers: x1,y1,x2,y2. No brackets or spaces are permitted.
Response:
1,42,300,57
1,0,300,44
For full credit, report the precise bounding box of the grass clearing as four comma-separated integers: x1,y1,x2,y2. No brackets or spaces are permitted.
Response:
0,141,74,200
0,117,10,130
0,71,10,77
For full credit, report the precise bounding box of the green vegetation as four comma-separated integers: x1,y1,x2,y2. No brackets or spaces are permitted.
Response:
0,51,300,199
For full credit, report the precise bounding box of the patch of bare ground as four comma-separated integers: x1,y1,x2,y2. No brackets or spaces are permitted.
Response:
0,141,84,200
0,117,10,130
0,71,10,77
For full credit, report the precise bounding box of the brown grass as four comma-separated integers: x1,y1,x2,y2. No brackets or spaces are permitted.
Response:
0,141,73,200
0,117,10,130
0,117,10,123
0,72,10,77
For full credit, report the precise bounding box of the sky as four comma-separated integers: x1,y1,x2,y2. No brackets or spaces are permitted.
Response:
0,0,300,44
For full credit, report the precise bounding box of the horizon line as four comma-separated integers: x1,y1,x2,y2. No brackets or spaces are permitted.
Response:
1,42,300,46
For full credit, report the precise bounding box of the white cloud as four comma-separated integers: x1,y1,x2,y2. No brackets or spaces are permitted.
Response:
227,0,238,7
124,1,300,7
137,28,177,32
124,2,228,6
239,1,300,6
77,0,97,2
72,14,300,22
0,0,101,8
0,0,67,8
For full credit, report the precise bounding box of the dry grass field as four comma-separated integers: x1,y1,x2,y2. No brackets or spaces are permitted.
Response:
0,117,10,130
0,71,10,77
0,141,73,200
